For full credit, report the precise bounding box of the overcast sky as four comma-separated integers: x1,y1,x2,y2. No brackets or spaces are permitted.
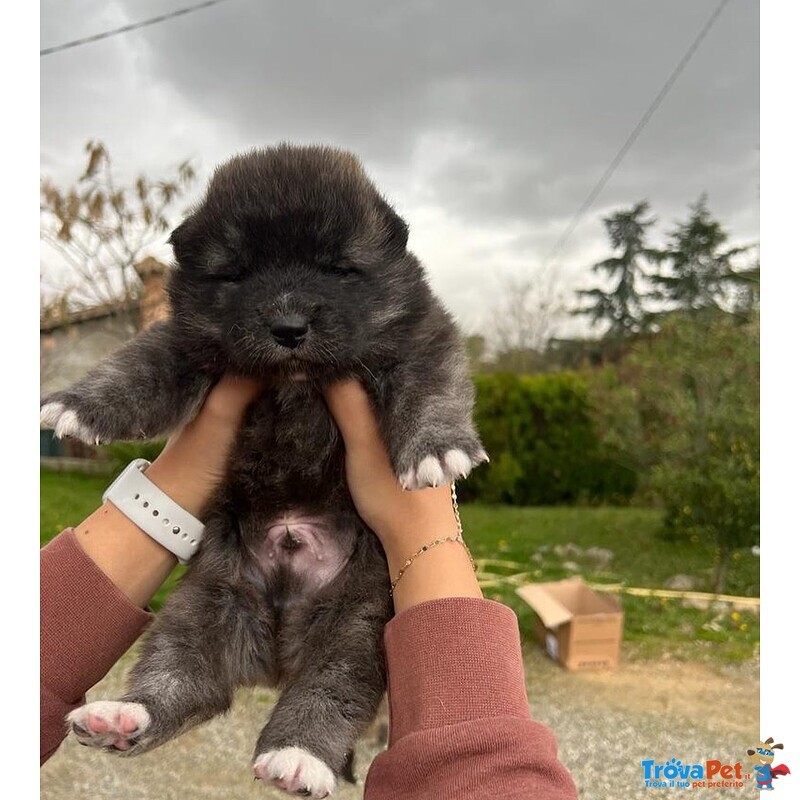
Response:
40,0,759,337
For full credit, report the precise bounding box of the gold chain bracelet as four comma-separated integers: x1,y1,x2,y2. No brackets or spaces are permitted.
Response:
389,482,477,597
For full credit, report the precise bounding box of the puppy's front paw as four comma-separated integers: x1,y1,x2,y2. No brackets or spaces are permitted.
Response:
40,400,104,445
254,747,336,798
66,701,151,753
40,396,110,445
397,439,489,490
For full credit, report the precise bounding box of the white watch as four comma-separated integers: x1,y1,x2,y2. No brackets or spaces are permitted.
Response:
102,458,205,564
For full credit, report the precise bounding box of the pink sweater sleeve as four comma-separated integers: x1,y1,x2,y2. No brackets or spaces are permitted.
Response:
364,597,577,800
40,529,152,765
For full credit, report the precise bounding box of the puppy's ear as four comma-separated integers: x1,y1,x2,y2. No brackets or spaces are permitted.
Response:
168,219,190,251
378,198,409,254
168,217,205,267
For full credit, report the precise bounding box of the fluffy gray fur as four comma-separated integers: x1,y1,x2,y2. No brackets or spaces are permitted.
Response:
42,144,486,796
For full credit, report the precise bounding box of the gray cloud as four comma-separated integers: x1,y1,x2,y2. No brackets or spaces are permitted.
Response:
40,0,758,331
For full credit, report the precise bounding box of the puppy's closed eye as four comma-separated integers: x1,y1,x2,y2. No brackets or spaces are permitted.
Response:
197,266,242,283
327,264,363,278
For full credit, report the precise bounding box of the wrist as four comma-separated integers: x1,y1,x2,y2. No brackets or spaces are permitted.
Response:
380,512,461,573
145,414,233,517
389,539,483,613
143,456,214,520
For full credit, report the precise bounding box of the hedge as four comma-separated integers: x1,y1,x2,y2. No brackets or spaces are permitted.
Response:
460,372,636,505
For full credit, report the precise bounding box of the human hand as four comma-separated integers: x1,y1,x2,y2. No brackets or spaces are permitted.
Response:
144,373,263,518
323,380,481,610
322,379,458,544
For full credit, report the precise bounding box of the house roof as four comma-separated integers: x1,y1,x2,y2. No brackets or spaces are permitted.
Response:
40,300,141,333
40,258,168,333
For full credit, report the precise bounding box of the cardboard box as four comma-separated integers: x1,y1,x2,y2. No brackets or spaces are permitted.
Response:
516,576,623,670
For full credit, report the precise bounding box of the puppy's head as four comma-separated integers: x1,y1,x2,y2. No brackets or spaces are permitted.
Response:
168,144,424,379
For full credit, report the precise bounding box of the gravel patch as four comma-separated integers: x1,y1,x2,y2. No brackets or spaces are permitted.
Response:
42,646,758,799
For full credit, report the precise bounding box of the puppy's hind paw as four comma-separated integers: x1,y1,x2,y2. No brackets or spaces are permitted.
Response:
254,747,336,798
67,701,151,753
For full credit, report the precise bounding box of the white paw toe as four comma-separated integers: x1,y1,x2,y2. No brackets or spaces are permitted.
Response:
415,455,446,488
254,747,336,798
40,402,65,429
55,409,81,439
443,448,473,479
399,468,416,491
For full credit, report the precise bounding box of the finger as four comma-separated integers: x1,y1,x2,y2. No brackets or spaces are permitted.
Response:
215,374,265,406
218,372,264,400
202,374,265,422
322,380,391,460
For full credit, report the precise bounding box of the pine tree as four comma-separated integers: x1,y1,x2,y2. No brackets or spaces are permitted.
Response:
573,201,662,345
650,195,753,317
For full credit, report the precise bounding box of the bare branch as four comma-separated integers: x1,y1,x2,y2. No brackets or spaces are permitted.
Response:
40,140,196,315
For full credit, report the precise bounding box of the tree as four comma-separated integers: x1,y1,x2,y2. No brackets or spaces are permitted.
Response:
728,262,760,318
650,195,755,317
621,312,759,592
490,274,563,373
40,141,196,311
463,334,490,374
572,201,662,345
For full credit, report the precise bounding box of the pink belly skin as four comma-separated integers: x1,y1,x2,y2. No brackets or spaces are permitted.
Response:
254,513,351,591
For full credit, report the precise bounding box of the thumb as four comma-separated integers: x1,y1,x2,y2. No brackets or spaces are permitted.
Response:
203,373,264,420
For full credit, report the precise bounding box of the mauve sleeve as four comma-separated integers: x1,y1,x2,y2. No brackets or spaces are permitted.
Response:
363,597,577,800
40,529,153,765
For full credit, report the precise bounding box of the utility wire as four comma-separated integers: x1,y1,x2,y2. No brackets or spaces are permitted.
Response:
542,0,731,270
41,0,235,57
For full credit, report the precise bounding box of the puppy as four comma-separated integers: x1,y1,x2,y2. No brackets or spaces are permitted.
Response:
41,144,486,798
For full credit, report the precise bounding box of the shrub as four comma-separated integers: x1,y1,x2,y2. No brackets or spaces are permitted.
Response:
627,312,760,591
460,372,636,505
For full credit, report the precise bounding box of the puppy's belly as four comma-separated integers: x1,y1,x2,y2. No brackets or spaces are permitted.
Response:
254,513,350,590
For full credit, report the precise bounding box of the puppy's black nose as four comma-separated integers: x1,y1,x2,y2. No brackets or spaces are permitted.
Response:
270,315,308,349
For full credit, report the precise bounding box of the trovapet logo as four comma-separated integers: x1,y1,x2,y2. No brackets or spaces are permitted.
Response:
641,758,749,789
641,737,791,791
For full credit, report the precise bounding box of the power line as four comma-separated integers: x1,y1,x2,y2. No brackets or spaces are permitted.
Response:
40,0,235,57
542,0,732,270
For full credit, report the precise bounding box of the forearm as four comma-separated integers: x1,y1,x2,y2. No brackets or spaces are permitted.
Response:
40,530,153,763
364,597,577,799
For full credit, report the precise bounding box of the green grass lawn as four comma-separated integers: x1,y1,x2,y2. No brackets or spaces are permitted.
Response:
459,504,759,662
41,469,759,663
40,469,110,546
40,468,187,610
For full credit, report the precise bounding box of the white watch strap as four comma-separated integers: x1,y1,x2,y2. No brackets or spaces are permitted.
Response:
102,458,205,564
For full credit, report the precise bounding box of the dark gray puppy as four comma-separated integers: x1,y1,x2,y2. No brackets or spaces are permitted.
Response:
41,144,486,798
